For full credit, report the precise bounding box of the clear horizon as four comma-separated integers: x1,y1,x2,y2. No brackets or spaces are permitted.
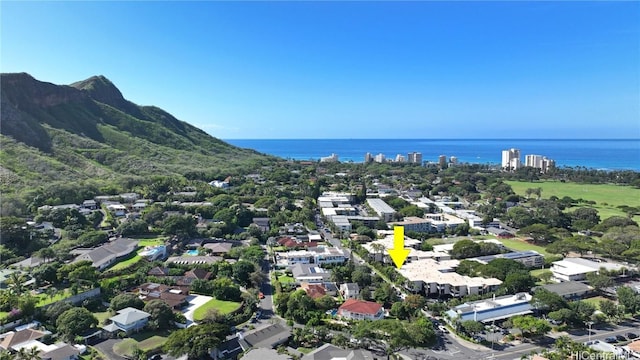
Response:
2,1,639,139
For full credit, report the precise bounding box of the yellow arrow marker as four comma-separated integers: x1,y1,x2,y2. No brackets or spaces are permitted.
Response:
388,226,410,269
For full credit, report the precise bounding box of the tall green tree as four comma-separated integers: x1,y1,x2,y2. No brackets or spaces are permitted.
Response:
164,323,230,359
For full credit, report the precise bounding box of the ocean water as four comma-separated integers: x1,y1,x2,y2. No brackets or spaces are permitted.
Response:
225,139,640,171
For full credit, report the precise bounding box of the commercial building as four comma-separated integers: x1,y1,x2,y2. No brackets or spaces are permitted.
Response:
551,257,632,282
533,281,594,300
366,198,396,222
501,148,521,171
445,293,533,324
470,250,544,268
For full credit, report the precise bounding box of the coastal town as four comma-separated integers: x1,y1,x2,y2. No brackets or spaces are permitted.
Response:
1,148,639,360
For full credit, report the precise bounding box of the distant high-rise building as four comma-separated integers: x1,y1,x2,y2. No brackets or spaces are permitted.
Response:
364,152,373,163
320,153,339,163
374,153,386,163
501,148,521,171
395,154,406,163
450,156,458,165
408,152,422,164
438,155,447,168
525,154,555,173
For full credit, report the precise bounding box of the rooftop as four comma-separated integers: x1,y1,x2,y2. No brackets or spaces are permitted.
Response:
338,299,382,316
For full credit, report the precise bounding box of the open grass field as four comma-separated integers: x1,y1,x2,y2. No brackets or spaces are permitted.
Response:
108,252,142,271
193,298,241,321
113,332,168,357
582,296,609,310
273,271,295,284
498,238,552,257
506,181,640,222
136,237,166,247
94,311,112,325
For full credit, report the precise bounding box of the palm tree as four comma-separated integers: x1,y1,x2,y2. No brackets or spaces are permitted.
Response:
7,272,27,296
16,346,40,360
370,243,385,262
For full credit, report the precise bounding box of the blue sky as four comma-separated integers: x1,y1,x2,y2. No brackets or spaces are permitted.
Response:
2,1,639,139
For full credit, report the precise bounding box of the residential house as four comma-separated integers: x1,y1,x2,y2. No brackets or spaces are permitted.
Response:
301,343,376,360
240,348,291,360
252,218,270,233
102,307,150,336
137,283,189,309
0,328,50,351
72,238,139,270
81,200,97,210
39,343,81,360
277,237,318,249
177,268,212,286
291,263,331,284
337,299,384,321
300,282,327,299
203,242,234,256
340,283,360,300
237,323,291,350
166,255,225,266
147,267,170,277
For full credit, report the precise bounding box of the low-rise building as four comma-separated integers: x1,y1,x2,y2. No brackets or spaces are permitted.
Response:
291,263,331,284
470,250,544,268
302,343,376,360
366,198,396,222
276,247,347,266
445,293,533,324
533,281,594,300
551,257,631,282
337,299,384,321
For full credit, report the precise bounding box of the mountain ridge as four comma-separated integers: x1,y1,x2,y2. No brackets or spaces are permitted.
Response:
0,72,274,197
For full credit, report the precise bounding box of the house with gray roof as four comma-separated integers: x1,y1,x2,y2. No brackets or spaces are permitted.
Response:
301,343,376,360
339,283,360,299
73,238,138,270
291,263,331,284
238,323,290,350
240,348,291,360
534,281,594,300
101,307,150,336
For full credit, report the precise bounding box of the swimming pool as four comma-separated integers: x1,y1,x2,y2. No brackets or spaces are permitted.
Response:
185,249,199,256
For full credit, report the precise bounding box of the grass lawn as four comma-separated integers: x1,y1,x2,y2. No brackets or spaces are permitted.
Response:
107,237,166,272
36,288,72,307
94,311,112,325
193,298,242,321
113,332,168,357
498,238,551,257
273,272,295,284
506,180,640,222
108,252,142,271
135,236,166,247
0,311,8,320
582,296,609,310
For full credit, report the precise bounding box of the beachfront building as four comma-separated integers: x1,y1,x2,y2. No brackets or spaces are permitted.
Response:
364,152,373,163
501,148,521,171
445,293,532,324
408,152,422,164
525,154,555,173
374,153,386,163
320,153,339,163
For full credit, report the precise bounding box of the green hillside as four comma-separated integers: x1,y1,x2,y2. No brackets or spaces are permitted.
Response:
0,73,276,208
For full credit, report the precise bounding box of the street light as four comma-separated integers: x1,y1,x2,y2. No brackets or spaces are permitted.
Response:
587,321,594,342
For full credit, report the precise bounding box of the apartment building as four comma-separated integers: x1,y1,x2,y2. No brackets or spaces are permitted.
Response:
525,154,555,173
408,152,423,164
501,148,521,171
366,198,396,222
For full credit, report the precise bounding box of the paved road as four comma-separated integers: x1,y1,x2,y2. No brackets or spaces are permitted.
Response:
93,338,126,360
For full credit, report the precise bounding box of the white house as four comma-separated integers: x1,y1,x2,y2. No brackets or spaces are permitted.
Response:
339,283,360,300
101,307,150,335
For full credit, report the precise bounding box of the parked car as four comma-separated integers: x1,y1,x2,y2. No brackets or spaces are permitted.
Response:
626,332,638,339
605,337,617,343
616,335,627,342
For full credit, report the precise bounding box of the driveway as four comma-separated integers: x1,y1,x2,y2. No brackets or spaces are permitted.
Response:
182,294,213,326
93,338,126,360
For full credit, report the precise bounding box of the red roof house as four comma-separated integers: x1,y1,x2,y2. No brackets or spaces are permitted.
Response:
337,299,384,321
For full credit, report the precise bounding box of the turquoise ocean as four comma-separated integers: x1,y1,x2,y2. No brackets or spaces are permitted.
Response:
225,139,640,171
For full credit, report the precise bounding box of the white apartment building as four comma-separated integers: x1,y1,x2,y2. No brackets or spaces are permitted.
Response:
501,148,521,171
525,154,555,173
374,153,386,163
366,198,396,222
364,152,373,163
276,247,347,266
388,216,434,233
320,153,339,163
395,154,406,162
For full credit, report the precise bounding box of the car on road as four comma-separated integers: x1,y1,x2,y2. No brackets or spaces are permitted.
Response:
626,332,638,339
605,337,617,343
